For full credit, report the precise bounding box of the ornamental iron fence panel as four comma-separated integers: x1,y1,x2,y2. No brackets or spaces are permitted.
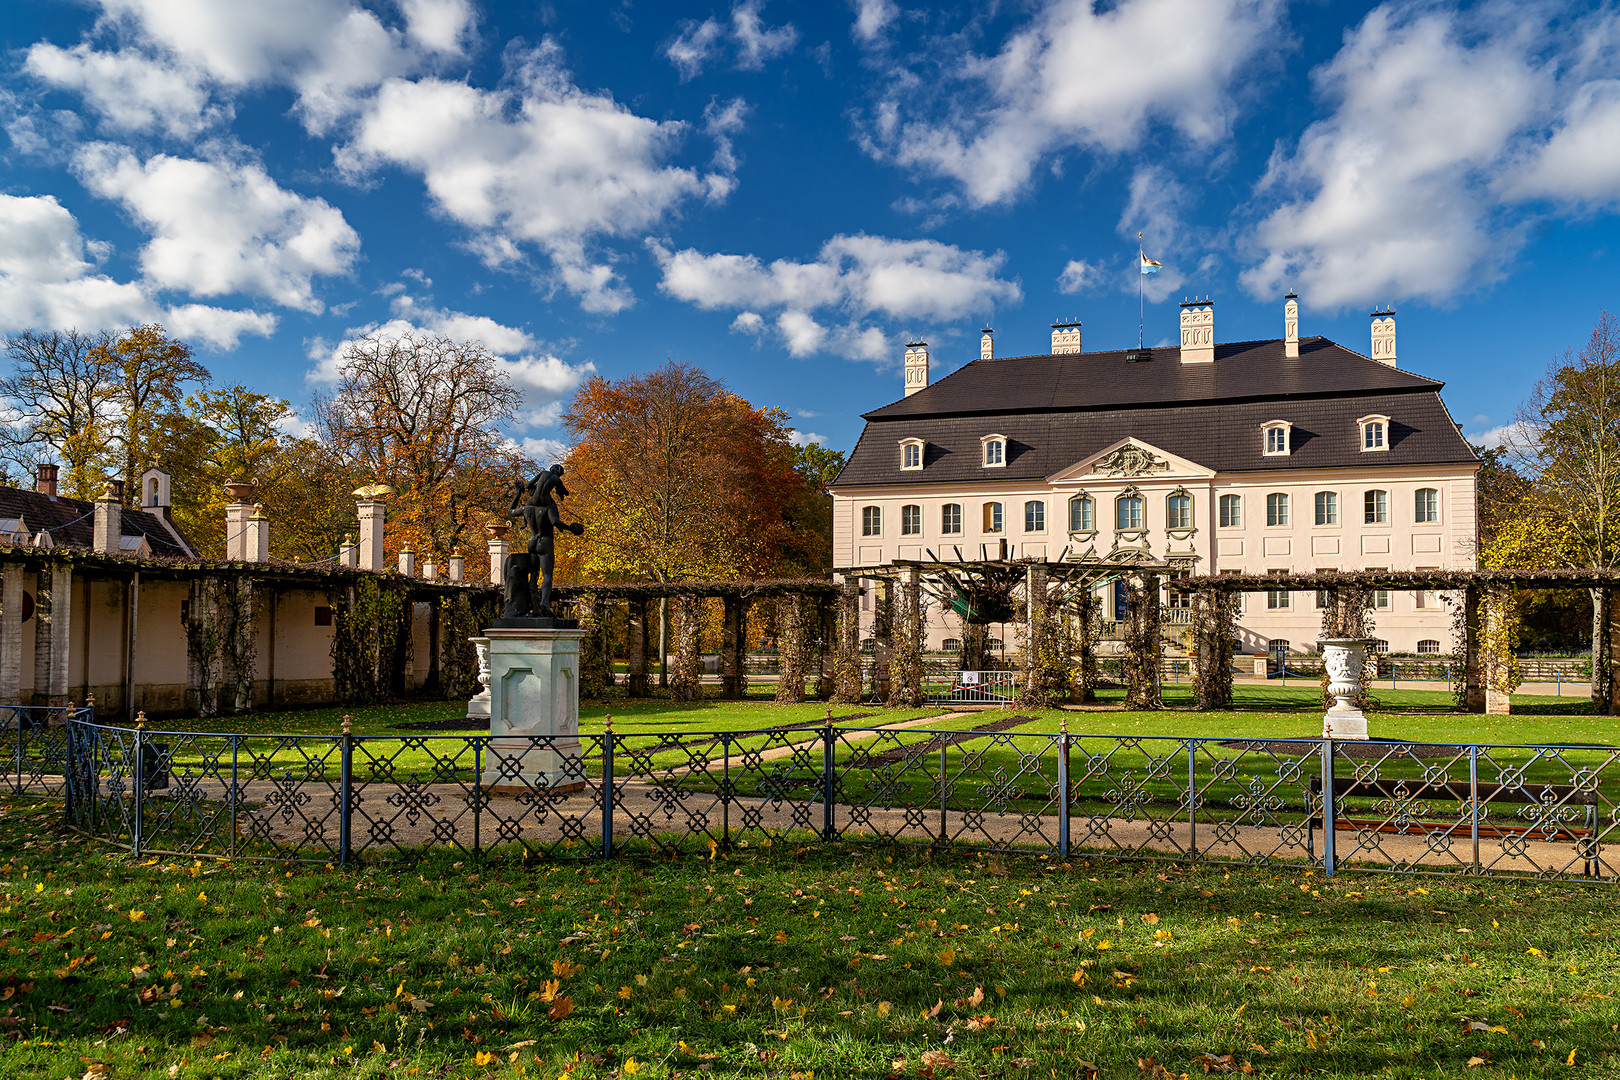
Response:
29,716,1620,883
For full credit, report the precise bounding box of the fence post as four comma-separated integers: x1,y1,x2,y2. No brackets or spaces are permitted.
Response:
1320,739,1336,877
1469,744,1480,871
938,741,949,846
1057,718,1070,859
602,715,615,858
820,717,835,841
62,710,75,822
338,716,353,866
472,738,482,858
229,737,239,858
131,711,145,859
13,707,22,796
721,733,732,850
1187,739,1198,857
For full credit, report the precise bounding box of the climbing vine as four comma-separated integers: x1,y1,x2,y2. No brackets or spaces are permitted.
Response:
1020,584,1078,707
832,584,862,705
438,593,480,700
215,577,257,714
1121,573,1163,709
1073,590,1102,703
1482,584,1523,701
887,579,924,708
183,578,222,719
1191,587,1236,710
330,576,413,705
773,593,808,705
574,593,612,701
672,594,704,702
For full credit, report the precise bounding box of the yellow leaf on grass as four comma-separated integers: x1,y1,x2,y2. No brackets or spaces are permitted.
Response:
876,1001,892,1018
1141,913,1159,925
473,1050,494,1066
552,959,581,978
635,974,648,987
775,930,788,943
1525,947,1544,958
1568,1049,1578,1066
624,1058,640,1075
548,994,574,1021
128,910,146,921
937,947,955,967
968,986,984,1007
618,986,632,999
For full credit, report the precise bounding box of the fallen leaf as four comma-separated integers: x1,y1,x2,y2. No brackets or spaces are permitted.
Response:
548,995,574,1021
937,947,955,967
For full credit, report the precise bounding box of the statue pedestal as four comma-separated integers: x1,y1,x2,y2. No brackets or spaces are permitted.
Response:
480,627,587,791
466,636,491,721
1318,637,1372,740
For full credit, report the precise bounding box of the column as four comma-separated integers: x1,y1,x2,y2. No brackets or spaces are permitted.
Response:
627,597,649,697
816,596,835,701
244,506,269,562
0,565,21,705
33,562,72,705
357,500,386,572
774,593,807,705
1592,587,1613,715
1075,589,1100,704
1609,588,1620,714
1463,585,1484,713
1123,571,1162,709
873,578,894,701
1482,582,1513,716
721,595,747,700
887,569,922,707
672,595,702,702
833,578,862,705
1018,564,1048,705
184,576,219,717
487,525,510,586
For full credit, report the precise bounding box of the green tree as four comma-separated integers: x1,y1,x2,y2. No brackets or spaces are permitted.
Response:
94,324,212,499
0,328,119,496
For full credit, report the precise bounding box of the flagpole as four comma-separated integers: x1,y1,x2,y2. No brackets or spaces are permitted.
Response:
1137,232,1144,350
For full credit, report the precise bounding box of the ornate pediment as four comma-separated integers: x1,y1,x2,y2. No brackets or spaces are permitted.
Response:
1093,444,1169,478
1045,438,1214,485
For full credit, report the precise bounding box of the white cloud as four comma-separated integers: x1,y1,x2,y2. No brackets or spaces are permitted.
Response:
850,0,899,44
664,1,796,81
339,43,730,313
775,310,827,356
521,436,572,465
1243,4,1620,309
24,43,222,138
788,429,827,447
730,310,766,335
0,192,274,348
74,145,359,313
1056,259,1102,294
862,0,1286,206
1467,421,1530,450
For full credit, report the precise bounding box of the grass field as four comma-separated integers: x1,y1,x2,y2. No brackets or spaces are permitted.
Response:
3,794,1618,1080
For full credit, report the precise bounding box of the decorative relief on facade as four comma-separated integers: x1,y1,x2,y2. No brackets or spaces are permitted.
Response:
1093,445,1167,477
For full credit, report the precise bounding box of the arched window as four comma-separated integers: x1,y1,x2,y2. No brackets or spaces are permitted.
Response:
1364,489,1388,523
1314,490,1338,525
982,502,1003,533
1069,494,1094,532
861,506,881,536
1024,500,1045,532
900,439,923,470
1219,493,1241,528
942,638,962,653
1358,414,1389,451
900,504,921,535
1115,494,1143,529
940,503,962,535
1166,492,1191,529
1370,638,1390,654
1266,492,1290,526
1415,487,1439,523
1416,639,1442,655
981,434,1007,467
1262,420,1292,456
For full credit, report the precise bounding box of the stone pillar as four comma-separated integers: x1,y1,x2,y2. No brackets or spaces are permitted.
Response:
672,595,703,702
224,482,256,561
32,562,72,705
1122,571,1163,709
244,505,269,562
1482,583,1514,716
422,557,437,581
1609,590,1620,714
1019,564,1048,705
887,569,923,707
627,597,649,697
338,534,358,568
0,565,21,705
1463,585,1485,713
448,552,464,583
873,578,894,701
1075,589,1101,704
1592,587,1613,715
398,547,416,577
721,595,747,700
357,499,386,572
576,593,609,699
833,578,862,704
480,628,586,790
816,596,835,701
487,524,510,586
93,483,122,554
775,593,807,705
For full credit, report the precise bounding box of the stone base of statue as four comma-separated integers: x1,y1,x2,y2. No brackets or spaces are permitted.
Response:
466,636,492,721
1318,637,1372,740
479,627,588,792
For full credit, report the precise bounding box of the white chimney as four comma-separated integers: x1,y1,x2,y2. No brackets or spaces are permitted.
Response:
1179,298,1214,364
448,551,464,582
1370,308,1396,367
1284,292,1300,358
980,326,994,360
357,499,386,571
487,523,510,586
1050,319,1082,355
398,546,416,577
244,505,269,563
224,481,257,560
339,534,358,568
903,341,930,397
93,481,122,555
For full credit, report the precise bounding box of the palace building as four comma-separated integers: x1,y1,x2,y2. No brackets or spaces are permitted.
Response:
829,297,1479,660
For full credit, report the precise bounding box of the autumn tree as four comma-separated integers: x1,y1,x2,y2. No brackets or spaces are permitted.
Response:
93,324,212,499
0,328,119,496
562,362,803,584
1498,310,1620,708
780,442,846,574
312,332,528,563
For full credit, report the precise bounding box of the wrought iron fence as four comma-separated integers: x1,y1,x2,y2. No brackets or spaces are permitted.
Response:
7,705,86,796
27,716,1620,882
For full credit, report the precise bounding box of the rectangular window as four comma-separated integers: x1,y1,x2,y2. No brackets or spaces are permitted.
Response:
1024,500,1045,532
1364,489,1388,523
1364,422,1385,449
1314,490,1338,525
862,505,881,536
901,504,921,535
941,503,962,534
314,605,333,626
1374,589,1391,609
1266,492,1289,526
1267,569,1290,609
1219,494,1241,528
1166,494,1191,529
983,502,1002,533
1116,496,1143,530
1266,426,1287,454
983,440,1004,466
902,443,921,469
1415,487,1439,523
1315,589,1330,609
1069,496,1093,532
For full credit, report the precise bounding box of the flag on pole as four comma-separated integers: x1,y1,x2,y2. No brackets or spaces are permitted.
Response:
1139,252,1163,276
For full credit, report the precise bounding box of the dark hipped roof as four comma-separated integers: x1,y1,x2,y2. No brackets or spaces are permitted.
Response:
862,336,1442,420
836,336,1476,488
0,486,194,558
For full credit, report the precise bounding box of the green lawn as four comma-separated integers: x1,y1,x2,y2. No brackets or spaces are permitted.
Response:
3,794,1618,1079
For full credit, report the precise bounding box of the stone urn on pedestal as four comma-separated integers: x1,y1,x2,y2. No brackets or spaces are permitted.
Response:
1318,637,1373,740
465,637,491,722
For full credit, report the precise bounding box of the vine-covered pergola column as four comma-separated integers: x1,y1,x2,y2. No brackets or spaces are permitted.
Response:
671,594,702,701
1122,571,1163,709
1074,587,1100,703
1017,564,1047,706
1609,588,1620,713
815,596,834,701
1592,587,1614,715
774,592,808,705
887,568,923,708
184,575,221,717
1463,585,1485,713
574,593,609,700
1482,582,1518,715
626,597,650,698
1191,586,1233,710
721,595,748,700
832,577,862,704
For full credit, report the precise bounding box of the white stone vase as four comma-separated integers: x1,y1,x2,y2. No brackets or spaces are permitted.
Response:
466,636,492,720
1317,637,1372,740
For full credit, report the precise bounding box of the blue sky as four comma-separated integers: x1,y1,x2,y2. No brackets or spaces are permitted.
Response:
2,0,1618,462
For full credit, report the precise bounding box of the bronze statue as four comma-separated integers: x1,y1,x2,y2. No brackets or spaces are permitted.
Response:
504,464,584,619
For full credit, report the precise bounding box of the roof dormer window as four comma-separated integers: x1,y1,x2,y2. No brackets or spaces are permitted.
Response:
1358,414,1390,452
899,438,924,471
981,434,1007,468
1262,420,1292,457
